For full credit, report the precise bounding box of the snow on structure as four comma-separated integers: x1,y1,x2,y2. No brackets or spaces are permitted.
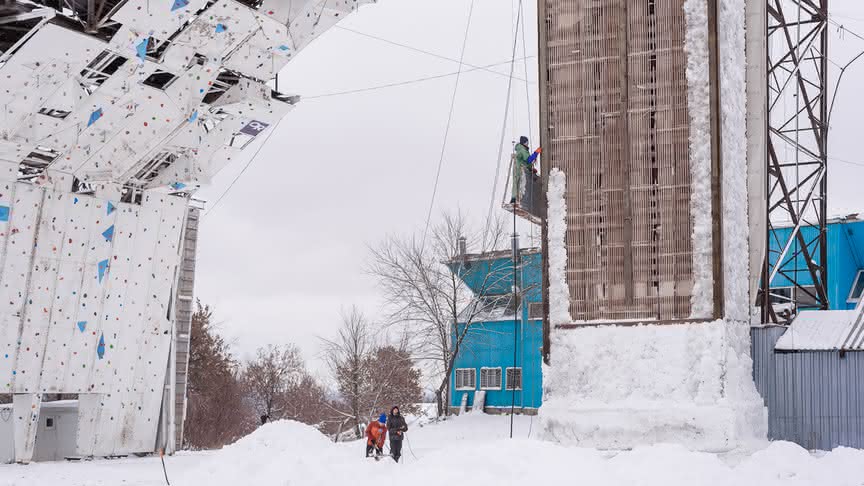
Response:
542,320,766,451
0,0,370,463
538,0,767,451
719,0,751,322
683,0,715,319
546,169,571,326
774,305,864,351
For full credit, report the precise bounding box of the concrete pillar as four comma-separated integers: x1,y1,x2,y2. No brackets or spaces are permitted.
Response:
12,393,41,463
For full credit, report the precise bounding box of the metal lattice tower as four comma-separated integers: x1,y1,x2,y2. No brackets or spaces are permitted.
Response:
761,0,829,323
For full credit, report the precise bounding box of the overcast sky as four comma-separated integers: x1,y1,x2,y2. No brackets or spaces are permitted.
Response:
194,0,864,375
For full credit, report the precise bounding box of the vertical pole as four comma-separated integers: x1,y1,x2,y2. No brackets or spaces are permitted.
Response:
818,0,829,310
536,0,552,364
707,0,725,319
510,222,519,438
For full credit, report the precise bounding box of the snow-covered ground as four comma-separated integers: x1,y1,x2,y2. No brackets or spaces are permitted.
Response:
1,413,862,486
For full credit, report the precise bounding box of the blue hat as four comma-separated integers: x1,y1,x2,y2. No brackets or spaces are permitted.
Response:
379,413,387,424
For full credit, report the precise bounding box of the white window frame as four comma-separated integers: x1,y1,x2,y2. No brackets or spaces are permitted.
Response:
848,270,864,304
506,367,523,391
479,367,502,390
455,368,476,391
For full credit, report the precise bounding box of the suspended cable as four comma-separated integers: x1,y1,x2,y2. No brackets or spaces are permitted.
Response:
419,0,476,252
518,0,533,145
483,0,523,249
303,56,535,100
202,117,285,219
334,26,529,83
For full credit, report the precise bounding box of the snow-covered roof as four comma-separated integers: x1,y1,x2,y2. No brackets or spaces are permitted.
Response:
775,307,864,351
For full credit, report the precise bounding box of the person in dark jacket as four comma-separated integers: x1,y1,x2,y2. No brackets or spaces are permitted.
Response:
387,406,408,463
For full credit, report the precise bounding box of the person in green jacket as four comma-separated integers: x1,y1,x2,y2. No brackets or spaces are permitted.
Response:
511,136,540,204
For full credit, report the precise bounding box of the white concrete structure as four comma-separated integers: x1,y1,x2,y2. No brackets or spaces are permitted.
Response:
0,0,371,463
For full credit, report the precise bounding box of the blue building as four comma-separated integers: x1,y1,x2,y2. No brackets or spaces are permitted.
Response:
447,248,543,415
769,215,864,311
446,216,864,416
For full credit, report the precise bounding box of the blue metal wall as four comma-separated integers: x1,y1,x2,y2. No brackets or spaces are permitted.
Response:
450,319,543,410
770,220,864,310
751,326,864,450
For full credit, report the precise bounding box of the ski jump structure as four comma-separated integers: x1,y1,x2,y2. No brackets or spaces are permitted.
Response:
0,0,371,463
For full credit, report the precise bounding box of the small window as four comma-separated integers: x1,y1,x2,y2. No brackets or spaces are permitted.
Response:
38,108,71,119
528,302,543,319
45,417,55,429
479,367,502,390
80,50,128,94
142,70,178,90
506,368,522,390
454,368,476,391
848,270,864,303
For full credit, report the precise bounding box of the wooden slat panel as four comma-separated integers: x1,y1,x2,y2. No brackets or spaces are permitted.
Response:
544,0,695,322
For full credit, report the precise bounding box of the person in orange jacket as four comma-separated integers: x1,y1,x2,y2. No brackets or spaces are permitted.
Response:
365,413,387,457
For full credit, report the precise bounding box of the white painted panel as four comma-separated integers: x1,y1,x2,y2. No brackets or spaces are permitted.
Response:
13,256,61,393
40,192,93,392
119,199,185,453
170,0,259,59
0,24,105,142
65,194,117,393
110,0,210,40
75,393,101,457
13,190,70,393
38,260,87,393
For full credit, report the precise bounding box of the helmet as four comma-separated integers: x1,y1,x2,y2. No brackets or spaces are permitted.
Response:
519,136,529,145
379,413,387,424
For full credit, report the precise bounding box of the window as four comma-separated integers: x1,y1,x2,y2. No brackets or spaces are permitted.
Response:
142,70,178,90
45,417,55,429
849,270,864,304
454,368,475,390
80,50,128,94
479,367,502,390
769,286,820,308
38,108,70,119
506,368,522,390
528,302,543,320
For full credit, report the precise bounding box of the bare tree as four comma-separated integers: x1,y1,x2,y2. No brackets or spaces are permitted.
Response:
364,344,422,417
184,301,256,449
278,372,349,436
321,307,375,438
243,344,305,421
368,211,509,417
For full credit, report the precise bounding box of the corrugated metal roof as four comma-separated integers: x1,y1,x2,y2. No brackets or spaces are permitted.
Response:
775,303,864,351
841,301,864,349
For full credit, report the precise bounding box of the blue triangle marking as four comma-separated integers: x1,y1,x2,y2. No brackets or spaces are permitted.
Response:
87,108,103,127
102,225,115,242
98,259,109,283
77,321,87,332
97,334,106,359
107,201,116,215
136,38,148,63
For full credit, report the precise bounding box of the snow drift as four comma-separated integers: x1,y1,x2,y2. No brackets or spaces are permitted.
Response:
1,415,861,485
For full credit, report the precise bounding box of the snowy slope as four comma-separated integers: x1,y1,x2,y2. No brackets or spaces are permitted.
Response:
0,415,862,486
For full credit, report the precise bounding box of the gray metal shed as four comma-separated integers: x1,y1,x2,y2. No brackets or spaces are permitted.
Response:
751,307,864,450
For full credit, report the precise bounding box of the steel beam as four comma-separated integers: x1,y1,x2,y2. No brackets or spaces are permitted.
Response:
760,0,829,322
